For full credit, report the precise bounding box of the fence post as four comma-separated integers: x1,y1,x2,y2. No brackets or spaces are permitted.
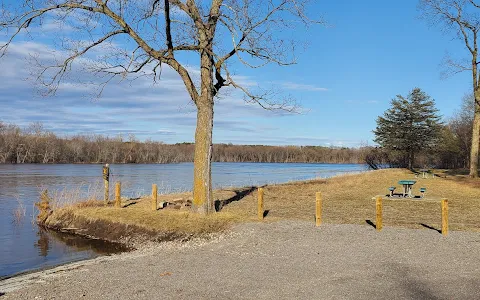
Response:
442,198,448,236
376,196,383,231
315,192,322,227
115,182,121,208
103,164,110,205
258,187,264,220
152,184,158,211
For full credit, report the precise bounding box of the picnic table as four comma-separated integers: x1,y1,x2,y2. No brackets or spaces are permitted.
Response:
419,169,430,179
398,180,416,198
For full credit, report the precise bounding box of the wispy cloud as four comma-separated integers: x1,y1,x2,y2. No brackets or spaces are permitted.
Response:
279,81,329,92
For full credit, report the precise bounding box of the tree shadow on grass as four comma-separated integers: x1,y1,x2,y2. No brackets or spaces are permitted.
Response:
215,186,257,212
122,201,138,208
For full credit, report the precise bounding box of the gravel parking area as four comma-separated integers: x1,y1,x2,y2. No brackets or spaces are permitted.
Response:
2,221,480,299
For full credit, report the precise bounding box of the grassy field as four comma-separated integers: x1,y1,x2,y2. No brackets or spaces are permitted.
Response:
43,168,480,243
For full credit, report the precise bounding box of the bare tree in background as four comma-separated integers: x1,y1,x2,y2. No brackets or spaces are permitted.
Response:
419,0,480,177
0,1,324,213
449,93,475,167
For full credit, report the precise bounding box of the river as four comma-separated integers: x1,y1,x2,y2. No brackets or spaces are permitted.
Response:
0,162,366,279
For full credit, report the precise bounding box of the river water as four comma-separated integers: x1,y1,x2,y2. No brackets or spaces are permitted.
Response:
0,163,366,279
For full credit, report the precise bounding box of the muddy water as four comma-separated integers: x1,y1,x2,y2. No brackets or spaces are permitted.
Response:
0,163,366,278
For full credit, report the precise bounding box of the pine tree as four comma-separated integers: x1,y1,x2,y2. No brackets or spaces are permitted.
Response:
373,88,442,169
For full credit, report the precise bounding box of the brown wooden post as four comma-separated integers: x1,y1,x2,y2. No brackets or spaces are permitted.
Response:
103,164,110,205
152,184,158,211
442,198,449,236
258,187,264,220
376,196,383,231
115,182,121,208
315,192,322,227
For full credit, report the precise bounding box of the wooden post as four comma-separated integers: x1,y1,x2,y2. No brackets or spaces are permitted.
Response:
376,196,383,231
103,164,110,205
315,192,322,227
442,198,449,236
258,187,264,220
115,182,121,208
152,184,158,211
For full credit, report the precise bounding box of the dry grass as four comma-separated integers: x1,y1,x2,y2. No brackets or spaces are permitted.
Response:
41,181,104,210
12,194,26,225
219,168,480,232
46,190,245,237
72,207,237,235
46,169,480,238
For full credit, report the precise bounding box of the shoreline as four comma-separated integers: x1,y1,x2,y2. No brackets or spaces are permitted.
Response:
0,162,366,165
0,229,232,294
0,246,133,293
6,170,372,281
0,163,368,284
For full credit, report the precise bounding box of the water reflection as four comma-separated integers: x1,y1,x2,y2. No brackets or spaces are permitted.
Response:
35,229,50,257
44,229,130,255
1,228,130,279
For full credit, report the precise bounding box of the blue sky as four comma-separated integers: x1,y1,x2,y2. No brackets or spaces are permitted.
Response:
0,0,472,147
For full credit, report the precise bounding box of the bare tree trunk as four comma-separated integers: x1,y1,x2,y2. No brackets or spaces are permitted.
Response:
470,101,480,177
470,51,479,178
192,103,214,213
192,35,215,214
409,151,414,170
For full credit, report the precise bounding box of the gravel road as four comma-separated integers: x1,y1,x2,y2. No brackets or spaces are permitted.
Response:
2,221,480,299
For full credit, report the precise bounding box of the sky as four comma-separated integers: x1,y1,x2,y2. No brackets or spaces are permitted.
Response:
0,0,474,147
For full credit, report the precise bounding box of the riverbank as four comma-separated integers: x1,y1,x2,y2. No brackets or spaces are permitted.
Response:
39,168,480,249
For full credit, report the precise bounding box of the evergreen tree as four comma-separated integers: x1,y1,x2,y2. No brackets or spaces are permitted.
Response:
373,88,442,169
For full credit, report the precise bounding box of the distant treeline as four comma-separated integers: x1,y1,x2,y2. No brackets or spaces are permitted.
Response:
0,122,366,164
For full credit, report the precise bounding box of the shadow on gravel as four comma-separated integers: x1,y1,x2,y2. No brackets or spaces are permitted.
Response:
420,223,441,234
390,263,442,300
365,219,376,229
0,292,5,297
215,186,257,212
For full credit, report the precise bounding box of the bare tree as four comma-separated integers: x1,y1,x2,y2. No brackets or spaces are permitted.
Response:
448,93,475,167
0,0,323,213
419,0,480,177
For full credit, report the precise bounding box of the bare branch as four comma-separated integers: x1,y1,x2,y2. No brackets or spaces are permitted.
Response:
469,0,480,8
1,0,322,111
164,0,174,57
221,64,299,112
441,53,473,79
0,2,102,57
